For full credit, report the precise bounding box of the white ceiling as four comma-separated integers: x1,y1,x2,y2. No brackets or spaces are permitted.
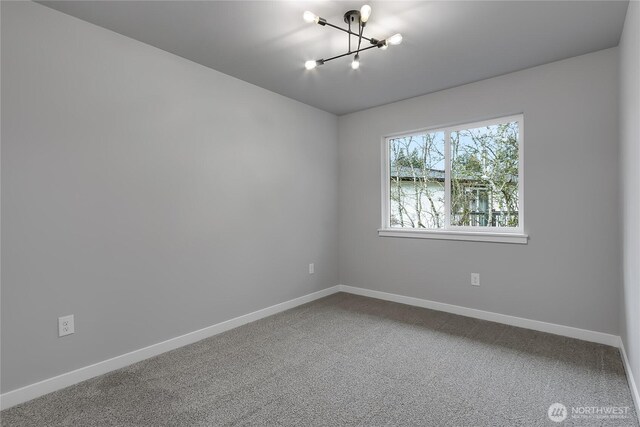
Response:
39,1,629,115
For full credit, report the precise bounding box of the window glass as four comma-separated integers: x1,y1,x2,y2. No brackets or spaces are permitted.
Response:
389,132,445,229
451,122,519,228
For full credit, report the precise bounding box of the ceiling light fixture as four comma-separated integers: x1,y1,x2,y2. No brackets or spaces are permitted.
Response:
302,4,402,71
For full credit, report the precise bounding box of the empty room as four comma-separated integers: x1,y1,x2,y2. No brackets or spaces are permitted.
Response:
1,0,639,425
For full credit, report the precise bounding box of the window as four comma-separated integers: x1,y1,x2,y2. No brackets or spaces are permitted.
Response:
380,115,526,243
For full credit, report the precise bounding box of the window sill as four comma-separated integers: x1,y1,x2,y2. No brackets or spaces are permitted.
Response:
378,228,528,244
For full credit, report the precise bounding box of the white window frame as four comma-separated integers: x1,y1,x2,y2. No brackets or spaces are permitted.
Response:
379,114,528,244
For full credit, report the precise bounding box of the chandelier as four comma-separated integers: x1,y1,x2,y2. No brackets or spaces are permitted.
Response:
303,5,403,70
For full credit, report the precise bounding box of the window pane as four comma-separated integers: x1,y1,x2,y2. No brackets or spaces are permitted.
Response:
389,132,445,229
451,121,519,228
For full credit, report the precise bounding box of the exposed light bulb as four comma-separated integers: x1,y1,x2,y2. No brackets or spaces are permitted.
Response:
360,5,372,23
305,60,318,70
351,54,360,70
303,11,319,23
387,33,403,45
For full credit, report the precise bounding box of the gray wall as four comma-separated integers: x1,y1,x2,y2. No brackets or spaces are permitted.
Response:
0,0,631,399
1,1,338,393
338,48,620,335
620,0,640,399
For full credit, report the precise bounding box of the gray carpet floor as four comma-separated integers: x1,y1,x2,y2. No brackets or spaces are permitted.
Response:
2,292,638,426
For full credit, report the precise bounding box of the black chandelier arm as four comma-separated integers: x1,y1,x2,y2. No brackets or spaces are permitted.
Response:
348,16,352,52
322,44,376,63
357,20,364,52
321,20,373,43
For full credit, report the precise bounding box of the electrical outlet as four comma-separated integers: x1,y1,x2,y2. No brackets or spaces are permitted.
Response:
471,273,480,286
58,315,74,337
309,263,315,275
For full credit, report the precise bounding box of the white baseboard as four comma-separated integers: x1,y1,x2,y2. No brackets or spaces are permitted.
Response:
1,284,632,415
619,338,640,424
338,284,620,347
0,285,341,410
338,285,640,417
